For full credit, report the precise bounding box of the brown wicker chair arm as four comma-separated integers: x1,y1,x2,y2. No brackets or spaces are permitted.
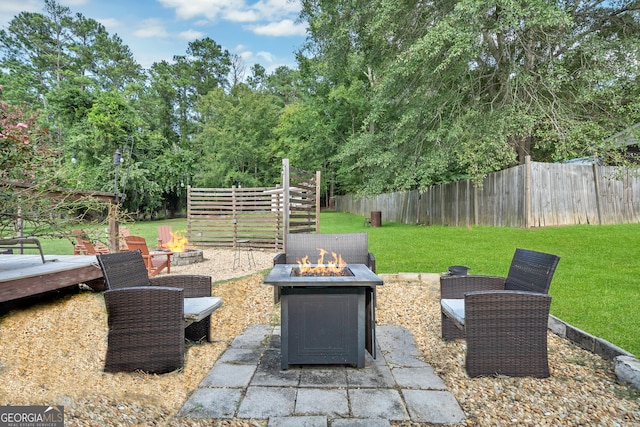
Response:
150,275,212,297
440,275,505,299
464,289,552,305
104,286,184,311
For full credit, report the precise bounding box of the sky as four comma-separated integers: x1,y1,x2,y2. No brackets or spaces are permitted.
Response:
0,0,308,73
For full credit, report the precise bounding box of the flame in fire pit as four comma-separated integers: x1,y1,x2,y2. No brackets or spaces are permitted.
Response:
296,248,348,276
165,230,190,252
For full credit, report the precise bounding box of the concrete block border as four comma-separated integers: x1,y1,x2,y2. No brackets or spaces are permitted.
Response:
380,273,640,390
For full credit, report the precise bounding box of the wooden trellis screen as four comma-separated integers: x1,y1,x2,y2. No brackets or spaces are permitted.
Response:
187,159,320,250
281,158,321,237
187,186,282,250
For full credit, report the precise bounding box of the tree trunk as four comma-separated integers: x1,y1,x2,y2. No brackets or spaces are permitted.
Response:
511,135,532,164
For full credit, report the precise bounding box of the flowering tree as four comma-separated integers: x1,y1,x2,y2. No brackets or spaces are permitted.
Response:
1,94,56,182
1,85,105,239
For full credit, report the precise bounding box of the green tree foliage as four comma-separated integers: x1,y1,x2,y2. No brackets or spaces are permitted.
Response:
301,0,640,193
2,0,639,219
0,88,104,238
194,84,281,187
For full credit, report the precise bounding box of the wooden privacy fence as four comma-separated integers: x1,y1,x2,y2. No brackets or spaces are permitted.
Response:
187,159,321,249
334,157,640,228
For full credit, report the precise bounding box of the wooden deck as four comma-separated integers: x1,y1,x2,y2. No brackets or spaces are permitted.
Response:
0,254,104,303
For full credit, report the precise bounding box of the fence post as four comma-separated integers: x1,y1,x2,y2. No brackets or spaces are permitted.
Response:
232,185,238,245
282,159,290,244
525,156,532,228
592,163,603,225
316,170,321,232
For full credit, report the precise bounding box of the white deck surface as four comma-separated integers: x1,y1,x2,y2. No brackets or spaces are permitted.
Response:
0,254,100,282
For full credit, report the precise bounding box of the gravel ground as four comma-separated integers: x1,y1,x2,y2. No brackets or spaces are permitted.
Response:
0,247,638,426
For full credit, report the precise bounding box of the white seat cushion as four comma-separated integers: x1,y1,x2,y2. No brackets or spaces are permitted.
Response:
184,297,223,323
441,299,465,326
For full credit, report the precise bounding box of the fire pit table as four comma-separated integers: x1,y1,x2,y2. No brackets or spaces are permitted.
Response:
264,263,383,370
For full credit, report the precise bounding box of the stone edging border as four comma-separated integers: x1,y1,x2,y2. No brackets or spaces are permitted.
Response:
379,272,640,390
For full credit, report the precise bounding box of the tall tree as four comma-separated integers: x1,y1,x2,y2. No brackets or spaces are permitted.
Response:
0,0,73,106
306,0,640,193
185,37,232,96
194,84,281,187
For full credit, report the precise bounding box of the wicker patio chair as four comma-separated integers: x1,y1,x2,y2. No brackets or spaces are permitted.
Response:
97,251,220,372
440,248,560,377
103,286,184,373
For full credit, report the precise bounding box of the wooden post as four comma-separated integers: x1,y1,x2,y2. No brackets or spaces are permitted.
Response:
592,163,603,225
315,170,321,232
232,185,238,246
282,159,290,250
473,184,479,226
108,202,120,252
524,156,532,228
187,185,192,241
465,180,470,228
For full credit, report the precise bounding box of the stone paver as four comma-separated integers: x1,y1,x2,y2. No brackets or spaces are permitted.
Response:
237,386,297,418
198,363,256,387
349,388,409,421
402,389,467,424
268,416,327,427
177,387,242,419
331,420,391,427
295,388,349,417
179,324,466,425
391,366,448,390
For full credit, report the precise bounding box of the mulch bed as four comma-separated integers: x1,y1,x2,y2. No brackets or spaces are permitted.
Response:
0,249,638,426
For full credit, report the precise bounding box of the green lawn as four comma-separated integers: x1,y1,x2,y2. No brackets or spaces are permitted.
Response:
320,211,639,357
24,211,640,356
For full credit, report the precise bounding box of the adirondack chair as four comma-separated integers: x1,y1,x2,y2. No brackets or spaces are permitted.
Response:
157,226,173,249
117,227,130,251
72,229,110,255
124,235,172,277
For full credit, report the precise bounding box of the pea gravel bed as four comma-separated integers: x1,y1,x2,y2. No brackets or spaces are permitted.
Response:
0,248,638,426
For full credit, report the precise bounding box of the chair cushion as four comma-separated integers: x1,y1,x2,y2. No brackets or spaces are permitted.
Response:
441,299,466,326
183,297,223,323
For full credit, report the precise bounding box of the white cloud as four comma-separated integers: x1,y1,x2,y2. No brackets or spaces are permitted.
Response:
225,9,259,23
158,0,228,20
251,19,306,37
178,29,204,40
257,51,276,63
59,0,89,7
159,0,303,32
96,18,121,31
252,0,301,20
0,0,40,27
133,18,169,38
